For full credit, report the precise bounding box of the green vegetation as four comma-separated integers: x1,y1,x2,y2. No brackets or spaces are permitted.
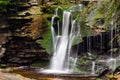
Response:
80,1,120,51
0,0,27,13
53,0,70,3
0,0,10,13
81,0,120,29
36,5,58,54
36,15,52,54
36,30,52,54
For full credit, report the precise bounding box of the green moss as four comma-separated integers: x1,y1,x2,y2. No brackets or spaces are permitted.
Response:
41,5,57,14
35,18,55,54
36,31,52,55
0,0,26,13
0,63,7,68
0,0,10,13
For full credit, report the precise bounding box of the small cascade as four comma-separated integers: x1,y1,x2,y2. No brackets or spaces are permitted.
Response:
51,7,60,53
110,27,114,58
108,28,117,70
109,20,116,58
106,20,118,70
91,61,95,74
107,58,116,70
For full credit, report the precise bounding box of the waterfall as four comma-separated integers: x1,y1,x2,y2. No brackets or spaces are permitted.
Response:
110,27,113,58
106,20,117,70
110,20,114,58
50,11,80,72
50,11,71,71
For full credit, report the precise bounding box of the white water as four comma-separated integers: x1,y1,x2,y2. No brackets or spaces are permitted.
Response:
51,7,60,53
110,27,113,58
50,11,71,70
49,11,80,72
91,61,95,74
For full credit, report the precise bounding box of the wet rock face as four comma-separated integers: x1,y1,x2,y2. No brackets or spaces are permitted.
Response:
0,15,9,60
77,30,119,56
0,34,7,58
1,36,49,66
0,15,8,29
6,0,43,39
0,0,50,67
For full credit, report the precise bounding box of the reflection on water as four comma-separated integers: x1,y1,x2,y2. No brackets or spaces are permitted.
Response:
10,67,96,80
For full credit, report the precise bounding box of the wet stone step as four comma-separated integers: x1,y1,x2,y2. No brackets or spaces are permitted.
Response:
17,54,36,58
17,3,31,11
6,52,37,56
18,60,32,64
1,35,47,65
21,49,46,53
0,34,8,45
8,57,33,62
7,42,35,45
17,52,36,55
5,52,16,55
9,58,21,62
10,60,32,64
7,17,32,23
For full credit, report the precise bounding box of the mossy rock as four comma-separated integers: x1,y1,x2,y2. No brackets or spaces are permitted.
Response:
41,5,58,14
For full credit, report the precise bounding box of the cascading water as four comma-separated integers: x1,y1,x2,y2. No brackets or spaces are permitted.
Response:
106,20,117,70
41,3,119,74
51,7,60,54
41,5,81,73
50,11,80,72
50,11,71,71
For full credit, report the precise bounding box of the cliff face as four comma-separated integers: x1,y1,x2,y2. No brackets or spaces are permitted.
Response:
0,1,49,67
